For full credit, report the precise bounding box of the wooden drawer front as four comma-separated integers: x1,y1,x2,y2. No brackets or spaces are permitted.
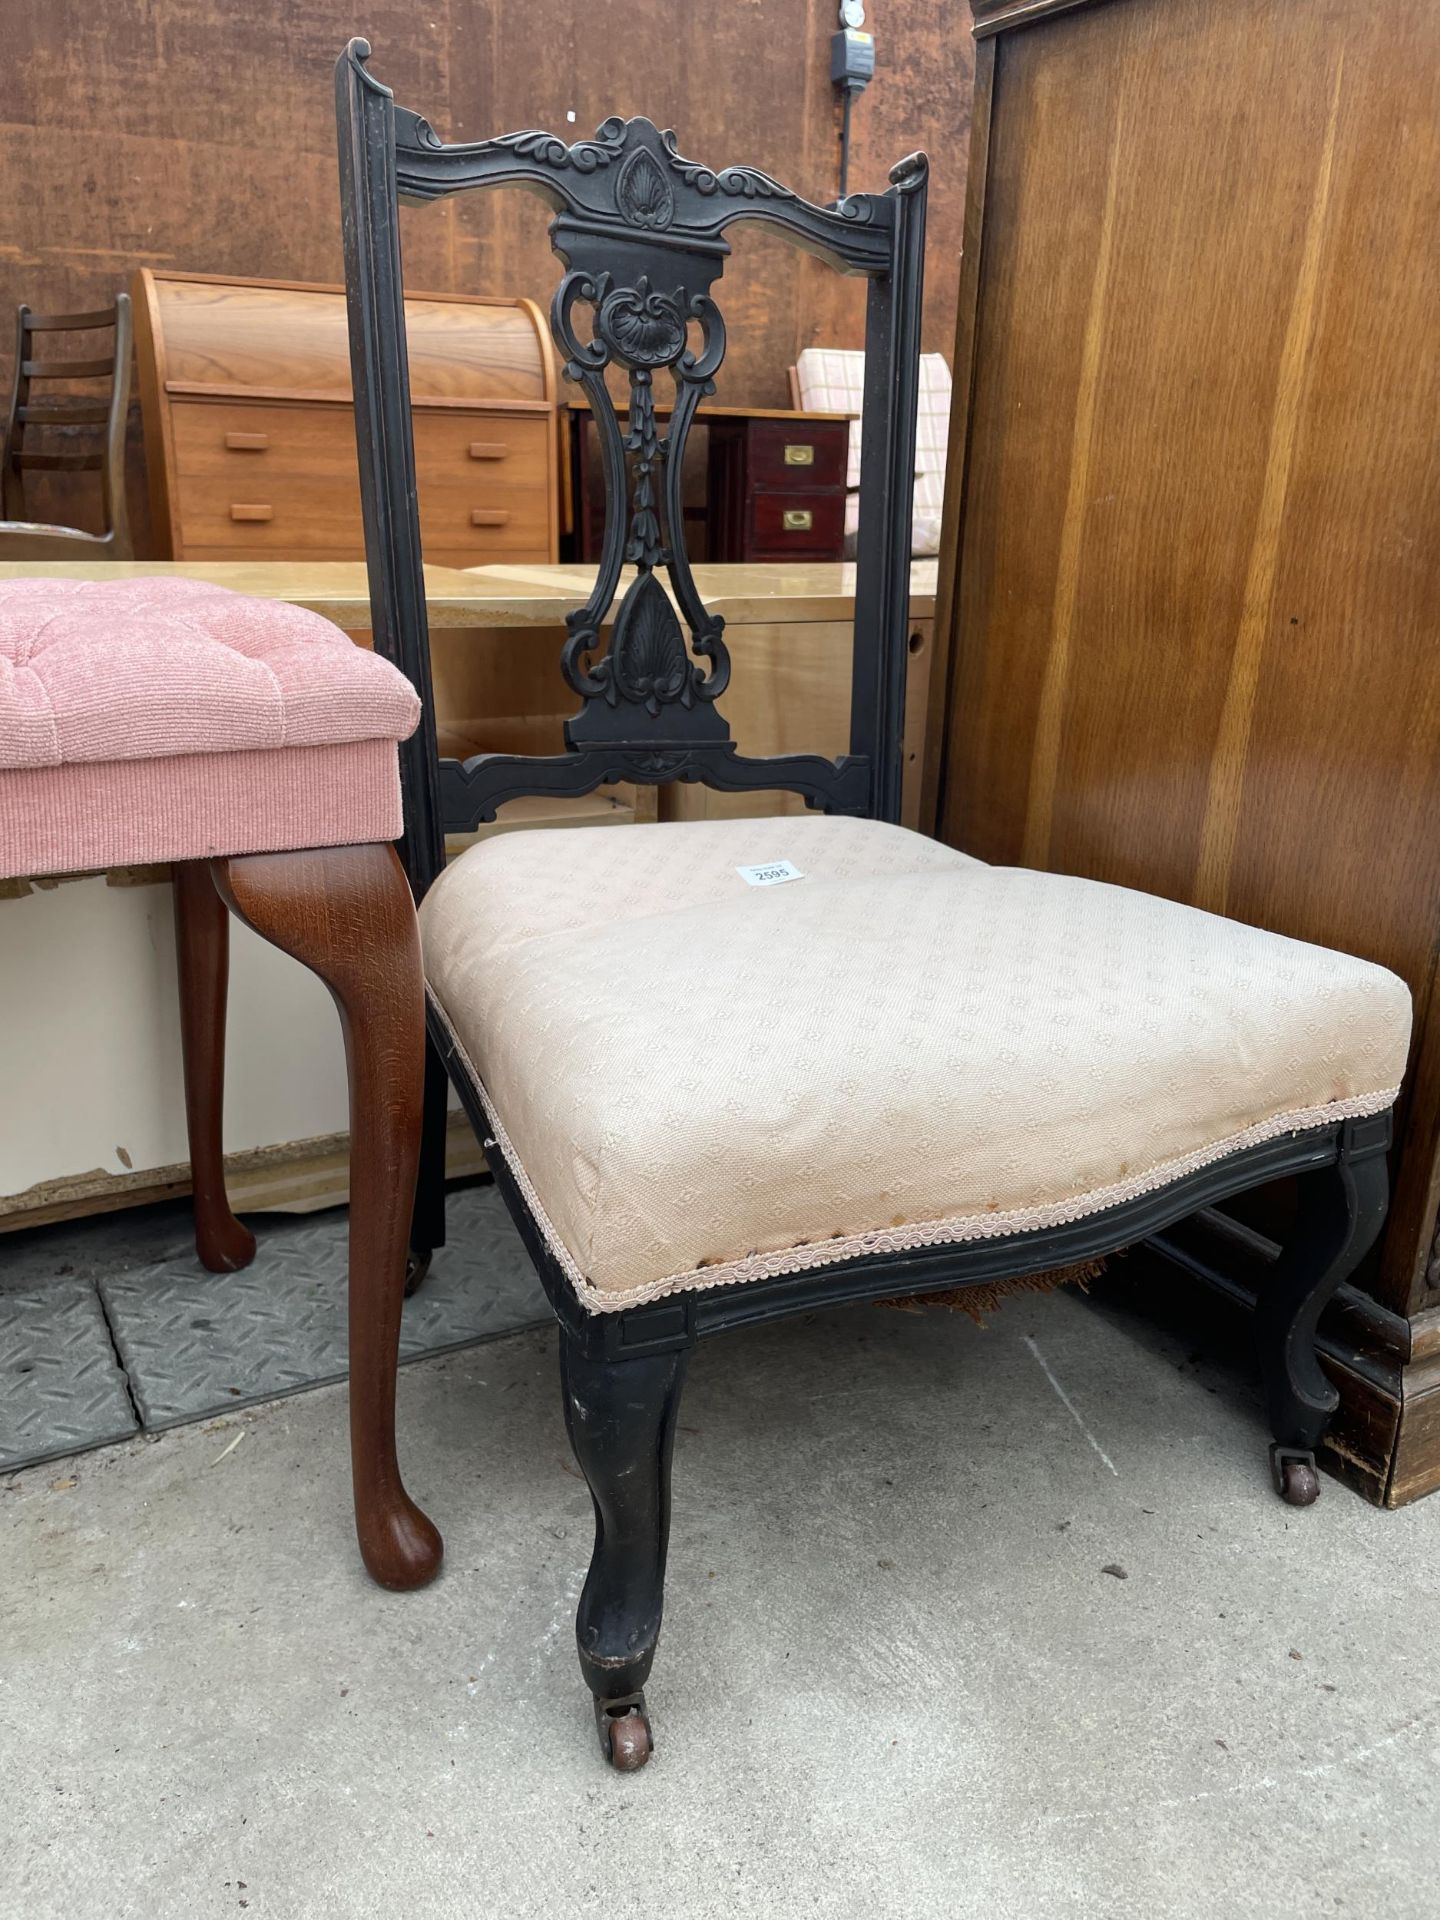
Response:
175,476,362,552
747,490,847,559
172,401,361,552
172,401,361,482
169,402,555,561
411,409,550,486
411,412,554,561
418,486,554,562
746,418,849,490
175,477,363,553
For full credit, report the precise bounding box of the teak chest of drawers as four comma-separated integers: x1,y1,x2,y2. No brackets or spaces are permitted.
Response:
133,270,560,567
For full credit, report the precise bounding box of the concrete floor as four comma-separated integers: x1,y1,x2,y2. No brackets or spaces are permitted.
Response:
4,1282,1439,1920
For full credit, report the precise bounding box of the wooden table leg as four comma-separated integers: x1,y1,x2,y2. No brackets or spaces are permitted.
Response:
172,860,257,1274
212,841,443,1591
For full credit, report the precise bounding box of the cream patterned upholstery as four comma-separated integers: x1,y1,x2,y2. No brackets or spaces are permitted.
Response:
420,817,1411,1312
795,348,952,556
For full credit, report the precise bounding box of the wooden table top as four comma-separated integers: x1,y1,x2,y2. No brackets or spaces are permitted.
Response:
0,558,938,627
469,560,938,623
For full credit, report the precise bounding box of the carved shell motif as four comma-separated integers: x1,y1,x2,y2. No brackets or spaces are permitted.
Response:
606,571,691,714
617,146,675,230
597,278,687,369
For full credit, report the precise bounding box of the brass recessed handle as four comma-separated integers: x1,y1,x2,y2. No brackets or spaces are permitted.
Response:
225,431,269,451
470,508,511,527
782,509,814,532
468,441,509,460
229,503,273,521
783,443,815,466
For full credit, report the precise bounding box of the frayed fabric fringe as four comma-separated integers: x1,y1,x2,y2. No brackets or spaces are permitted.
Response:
875,1257,1109,1327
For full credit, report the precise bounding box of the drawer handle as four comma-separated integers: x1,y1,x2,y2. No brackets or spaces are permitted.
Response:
470,508,511,527
783,443,815,467
468,441,509,460
229,503,273,522
782,509,814,532
225,431,269,451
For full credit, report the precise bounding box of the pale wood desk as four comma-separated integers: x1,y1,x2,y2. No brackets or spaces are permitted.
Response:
0,560,938,831
0,556,935,624
0,560,936,1230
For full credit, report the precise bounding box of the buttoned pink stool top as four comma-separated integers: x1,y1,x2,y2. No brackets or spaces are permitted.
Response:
0,578,420,881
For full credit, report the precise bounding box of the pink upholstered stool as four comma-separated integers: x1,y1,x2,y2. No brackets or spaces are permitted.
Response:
0,576,441,1590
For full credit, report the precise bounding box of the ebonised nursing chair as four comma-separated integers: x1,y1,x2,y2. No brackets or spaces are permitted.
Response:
336,39,1412,1771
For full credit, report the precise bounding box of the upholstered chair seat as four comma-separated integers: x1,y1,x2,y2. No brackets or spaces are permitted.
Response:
0,577,419,878
420,814,1412,1310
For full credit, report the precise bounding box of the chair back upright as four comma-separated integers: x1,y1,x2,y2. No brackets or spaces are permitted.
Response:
335,38,927,901
0,295,133,559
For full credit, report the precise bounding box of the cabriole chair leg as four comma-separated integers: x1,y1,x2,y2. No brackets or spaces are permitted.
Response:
1257,1120,1390,1506
560,1330,689,1770
212,841,443,1591
172,859,257,1274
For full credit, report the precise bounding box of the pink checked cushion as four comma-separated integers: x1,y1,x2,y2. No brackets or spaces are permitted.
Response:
794,348,952,488
796,349,952,556
0,577,420,879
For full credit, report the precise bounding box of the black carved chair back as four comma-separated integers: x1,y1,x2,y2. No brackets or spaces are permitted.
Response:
336,40,928,900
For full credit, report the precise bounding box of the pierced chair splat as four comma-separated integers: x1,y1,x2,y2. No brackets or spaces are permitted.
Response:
335,38,1412,1771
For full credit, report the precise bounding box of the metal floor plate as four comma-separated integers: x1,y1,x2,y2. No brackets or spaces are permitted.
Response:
1,1184,548,1468
99,1184,549,1430
0,1279,140,1472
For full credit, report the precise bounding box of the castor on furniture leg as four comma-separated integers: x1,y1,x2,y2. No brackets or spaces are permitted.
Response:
560,1330,689,1769
1258,1115,1390,1506
213,841,443,1591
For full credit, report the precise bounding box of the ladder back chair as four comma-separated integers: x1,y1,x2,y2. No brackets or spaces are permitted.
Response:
336,39,1412,1771
0,295,134,559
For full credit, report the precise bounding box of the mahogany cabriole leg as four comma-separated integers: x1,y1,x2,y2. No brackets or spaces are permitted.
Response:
1257,1114,1391,1506
212,842,443,1592
172,861,257,1273
560,1330,689,1771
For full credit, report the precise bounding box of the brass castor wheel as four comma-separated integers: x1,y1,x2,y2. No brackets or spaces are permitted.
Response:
595,1693,653,1772
1271,1444,1321,1507
404,1249,432,1297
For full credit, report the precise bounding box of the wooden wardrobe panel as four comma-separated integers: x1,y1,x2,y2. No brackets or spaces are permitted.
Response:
939,0,1440,1383
948,0,1411,899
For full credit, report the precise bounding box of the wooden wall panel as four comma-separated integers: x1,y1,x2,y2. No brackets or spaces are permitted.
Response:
0,0,973,552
